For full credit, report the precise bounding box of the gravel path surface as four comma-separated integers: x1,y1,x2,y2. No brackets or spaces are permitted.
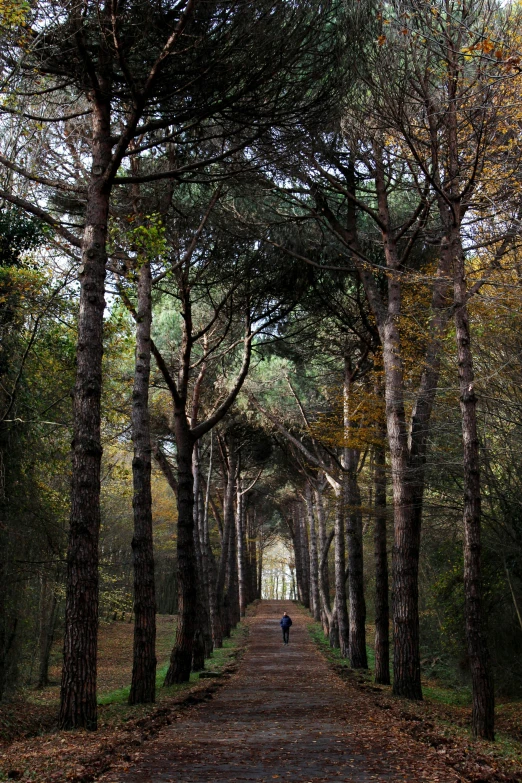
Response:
108,601,456,783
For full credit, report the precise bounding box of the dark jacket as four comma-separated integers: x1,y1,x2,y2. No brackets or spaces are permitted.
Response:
280,615,292,629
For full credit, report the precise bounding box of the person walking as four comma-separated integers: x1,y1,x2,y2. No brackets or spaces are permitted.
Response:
280,611,292,645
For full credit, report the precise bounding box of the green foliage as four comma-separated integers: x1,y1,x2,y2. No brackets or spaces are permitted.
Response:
0,209,48,269
129,213,167,264
109,212,168,268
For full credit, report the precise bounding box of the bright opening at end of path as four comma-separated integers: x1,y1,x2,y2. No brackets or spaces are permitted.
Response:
261,537,296,600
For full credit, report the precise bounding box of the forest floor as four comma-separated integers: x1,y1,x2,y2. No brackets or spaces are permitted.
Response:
1,602,522,783
0,616,247,782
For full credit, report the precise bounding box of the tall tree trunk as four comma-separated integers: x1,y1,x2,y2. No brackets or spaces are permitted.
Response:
37,582,59,689
373,435,390,685
191,446,210,671
164,421,197,685
344,358,367,668
389,452,420,697
202,438,220,649
129,260,157,705
316,147,450,700
375,171,422,698
59,96,112,730
454,242,494,740
225,447,240,628
379,255,421,699
299,506,311,609
227,509,240,627
236,479,248,617
315,485,331,636
0,545,6,701
216,447,236,640
334,492,349,658
247,508,257,604
257,538,263,599
289,515,304,604
346,456,367,669
305,483,321,622
319,528,334,639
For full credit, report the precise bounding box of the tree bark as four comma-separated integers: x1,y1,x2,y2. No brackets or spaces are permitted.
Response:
215,446,237,639
191,448,210,671
299,507,311,609
346,455,367,669
227,508,240,628
315,485,331,636
202,438,220,650
37,583,59,689
59,95,112,730
375,167,423,699
343,358,367,668
247,508,258,604
373,436,390,685
334,492,350,658
257,538,263,600
289,514,304,604
305,483,321,622
236,479,248,617
129,260,157,705
164,420,197,685
319,527,334,636
225,446,240,628
454,242,495,740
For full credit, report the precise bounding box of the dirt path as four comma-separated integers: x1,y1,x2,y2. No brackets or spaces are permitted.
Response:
104,601,457,783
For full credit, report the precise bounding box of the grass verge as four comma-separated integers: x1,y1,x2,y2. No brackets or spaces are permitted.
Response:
0,620,250,783
309,619,522,783
97,625,246,710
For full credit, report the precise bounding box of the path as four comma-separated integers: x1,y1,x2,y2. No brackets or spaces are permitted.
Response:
105,601,456,783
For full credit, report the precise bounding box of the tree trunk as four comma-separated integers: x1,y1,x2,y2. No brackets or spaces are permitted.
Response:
247,508,258,604
317,144,451,700
345,449,367,669
227,508,240,627
373,437,390,685
215,447,236,640
334,492,349,658
129,260,157,705
454,243,494,740
0,549,6,701
191,448,210,671
299,507,311,609
305,483,321,622
202,442,220,650
225,447,240,628
343,359,367,668
315,486,331,636
164,421,197,685
37,583,59,689
289,515,304,604
319,529,334,639
236,480,248,617
192,460,205,672
381,303,422,699
257,539,263,599
59,96,112,730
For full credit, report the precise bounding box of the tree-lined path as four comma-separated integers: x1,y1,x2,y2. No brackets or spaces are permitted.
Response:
106,602,454,783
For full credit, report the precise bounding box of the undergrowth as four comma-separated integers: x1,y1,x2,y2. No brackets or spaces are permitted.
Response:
309,618,522,777
0,623,248,742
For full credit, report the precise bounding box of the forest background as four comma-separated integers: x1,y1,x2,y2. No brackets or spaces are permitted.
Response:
1,0,522,761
